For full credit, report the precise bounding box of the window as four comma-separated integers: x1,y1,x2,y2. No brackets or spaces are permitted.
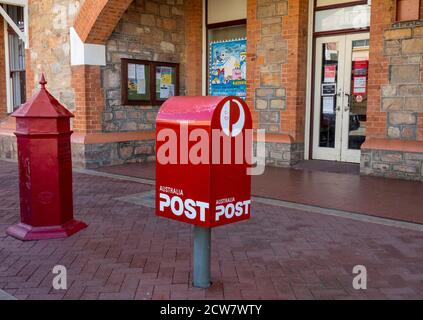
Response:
207,23,247,98
121,59,179,106
5,5,26,112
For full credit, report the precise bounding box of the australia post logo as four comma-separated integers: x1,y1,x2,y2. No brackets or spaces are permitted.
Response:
220,99,245,137
156,97,263,173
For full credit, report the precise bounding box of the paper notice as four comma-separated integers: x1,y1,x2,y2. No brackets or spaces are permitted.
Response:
160,85,170,99
322,96,334,114
128,64,136,79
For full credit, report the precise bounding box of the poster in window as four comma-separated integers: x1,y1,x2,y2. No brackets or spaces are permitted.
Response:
353,76,367,95
156,66,176,100
324,64,336,83
352,60,368,96
209,38,247,99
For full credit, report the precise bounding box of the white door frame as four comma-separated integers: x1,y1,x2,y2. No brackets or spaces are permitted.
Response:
304,0,371,163
340,32,370,163
312,35,346,162
309,32,369,163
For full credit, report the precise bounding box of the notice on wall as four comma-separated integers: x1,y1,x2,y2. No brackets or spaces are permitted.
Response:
127,63,150,101
322,96,335,114
156,66,175,99
136,65,146,95
128,63,136,79
324,64,336,83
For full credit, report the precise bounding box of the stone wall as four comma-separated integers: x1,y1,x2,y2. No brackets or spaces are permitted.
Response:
253,0,288,134
26,0,84,110
72,140,155,169
245,0,307,167
362,20,423,180
361,149,423,181
382,22,423,140
102,0,186,133
263,141,304,167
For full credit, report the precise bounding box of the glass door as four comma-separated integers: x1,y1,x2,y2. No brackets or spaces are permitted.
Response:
312,33,369,163
341,33,369,163
313,35,346,161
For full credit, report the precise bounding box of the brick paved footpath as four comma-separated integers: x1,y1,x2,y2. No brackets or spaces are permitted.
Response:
0,160,422,300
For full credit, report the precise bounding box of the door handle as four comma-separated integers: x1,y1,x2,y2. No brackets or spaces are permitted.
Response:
344,92,351,110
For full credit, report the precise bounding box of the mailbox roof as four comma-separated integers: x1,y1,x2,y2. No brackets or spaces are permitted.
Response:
12,75,74,118
157,96,227,122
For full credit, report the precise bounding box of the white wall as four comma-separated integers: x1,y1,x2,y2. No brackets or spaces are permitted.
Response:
207,0,247,24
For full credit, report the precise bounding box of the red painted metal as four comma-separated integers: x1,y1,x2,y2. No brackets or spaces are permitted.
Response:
156,96,252,228
6,75,87,241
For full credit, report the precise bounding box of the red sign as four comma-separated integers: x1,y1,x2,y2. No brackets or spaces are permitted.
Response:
156,96,252,228
324,64,336,83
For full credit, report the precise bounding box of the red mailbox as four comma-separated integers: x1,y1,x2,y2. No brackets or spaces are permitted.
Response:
156,96,252,228
6,75,87,241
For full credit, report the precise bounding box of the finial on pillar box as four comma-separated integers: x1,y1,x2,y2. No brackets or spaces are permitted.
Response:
39,73,47,88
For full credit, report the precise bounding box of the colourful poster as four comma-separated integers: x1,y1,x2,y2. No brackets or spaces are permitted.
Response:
209,38,247,99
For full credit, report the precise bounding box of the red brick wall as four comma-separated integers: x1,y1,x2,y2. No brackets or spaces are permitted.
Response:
185,0,203,96
72,65,104,133
0,17,7,120
246,0,260,129
366,0,396,139
74,0,133,44
281,0,309,142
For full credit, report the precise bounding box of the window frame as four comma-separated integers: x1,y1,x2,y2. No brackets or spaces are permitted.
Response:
2,2,28,114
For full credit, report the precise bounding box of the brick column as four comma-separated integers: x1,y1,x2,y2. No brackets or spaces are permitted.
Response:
72,65,104,134
247,0,307,166
281,0,309,143
185,0,203,96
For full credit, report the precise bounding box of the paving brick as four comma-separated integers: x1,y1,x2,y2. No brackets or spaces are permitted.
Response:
1,160,423,300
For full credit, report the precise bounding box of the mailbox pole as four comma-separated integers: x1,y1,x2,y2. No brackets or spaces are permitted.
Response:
193,226,211,288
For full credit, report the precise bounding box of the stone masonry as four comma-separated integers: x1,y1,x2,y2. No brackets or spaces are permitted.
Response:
361,149,423,181
249,0,306,167
102,0,186,133
362,20,423,181
72,0,188,168
26,0,84,110
72,139,155,169
261,141,304,167
254,0,288,134
382,21,423,140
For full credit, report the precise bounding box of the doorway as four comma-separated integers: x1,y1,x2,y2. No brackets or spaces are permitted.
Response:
312,33,369,163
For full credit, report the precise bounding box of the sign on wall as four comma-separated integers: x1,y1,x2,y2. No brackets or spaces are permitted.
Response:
209,38,247,99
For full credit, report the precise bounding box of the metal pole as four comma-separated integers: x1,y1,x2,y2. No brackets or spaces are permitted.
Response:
193,225,211,288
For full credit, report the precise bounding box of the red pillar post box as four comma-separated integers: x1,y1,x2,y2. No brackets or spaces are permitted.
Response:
6,75,87,241
156,96,253,227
